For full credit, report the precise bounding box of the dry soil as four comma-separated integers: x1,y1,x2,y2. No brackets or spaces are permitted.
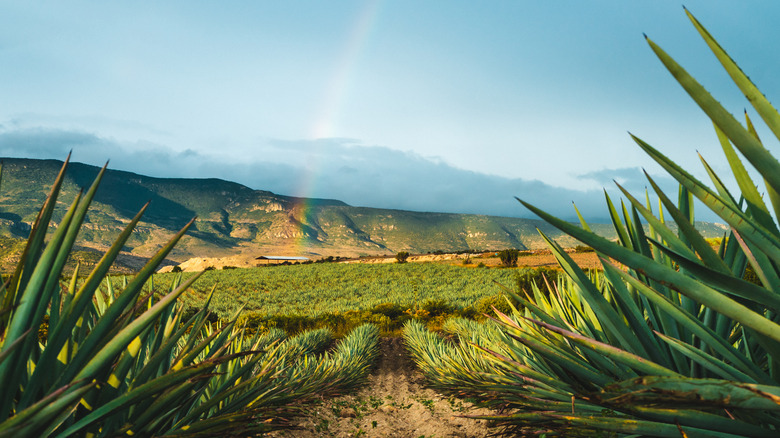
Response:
267,337,495,438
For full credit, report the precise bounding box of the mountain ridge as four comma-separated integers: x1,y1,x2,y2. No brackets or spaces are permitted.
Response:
0,158,727,268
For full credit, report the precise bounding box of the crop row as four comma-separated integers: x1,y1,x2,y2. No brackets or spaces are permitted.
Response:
127,263,544,319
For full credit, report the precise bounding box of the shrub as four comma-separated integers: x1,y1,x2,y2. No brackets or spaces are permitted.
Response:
470,294,516,317
421,299,456,317
395,251,410,263
497,249,518,267
514,266,560,294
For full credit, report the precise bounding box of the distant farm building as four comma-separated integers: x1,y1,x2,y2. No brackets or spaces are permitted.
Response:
255,256,310,266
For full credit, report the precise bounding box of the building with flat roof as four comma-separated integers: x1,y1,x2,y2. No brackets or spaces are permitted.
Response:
255,256,310,265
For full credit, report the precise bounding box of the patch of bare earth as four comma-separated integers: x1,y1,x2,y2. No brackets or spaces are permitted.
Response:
268,337,494,437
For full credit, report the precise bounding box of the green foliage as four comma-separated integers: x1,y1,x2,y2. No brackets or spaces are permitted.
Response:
573,244,594,253
420,298,455,317
514,266,560,294
497,249,518,267
0,159,381,437
236,298,493,337
142,263,528,320
395,251,410,263
471,293,517,317
409,10,780,436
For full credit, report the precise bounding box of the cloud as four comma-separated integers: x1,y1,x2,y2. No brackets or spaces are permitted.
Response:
578,167,679,193
0,127,721,222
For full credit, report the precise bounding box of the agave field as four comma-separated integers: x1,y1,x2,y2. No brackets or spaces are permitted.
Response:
145,262,523,317
5,8,780,438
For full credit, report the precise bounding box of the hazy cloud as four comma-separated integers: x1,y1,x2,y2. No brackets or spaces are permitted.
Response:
578,167,679,193
0,127,721,222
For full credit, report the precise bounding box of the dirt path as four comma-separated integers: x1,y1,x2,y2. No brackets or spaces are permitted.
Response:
268,337,494,437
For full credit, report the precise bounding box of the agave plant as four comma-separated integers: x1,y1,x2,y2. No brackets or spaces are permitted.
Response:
494,8,780,437
407,8,780,437
0,158,381,437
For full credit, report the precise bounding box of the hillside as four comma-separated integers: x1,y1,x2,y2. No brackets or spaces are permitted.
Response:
0,158,728,270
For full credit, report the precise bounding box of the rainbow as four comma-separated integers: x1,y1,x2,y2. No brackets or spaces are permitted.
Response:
288,1,382,256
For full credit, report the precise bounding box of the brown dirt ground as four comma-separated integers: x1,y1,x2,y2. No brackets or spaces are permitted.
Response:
165,248,603,272
512,249,602,270
343,249,602,271
267,337,495,438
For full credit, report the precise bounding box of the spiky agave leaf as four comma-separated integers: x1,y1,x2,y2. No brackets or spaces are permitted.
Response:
406,10,780,436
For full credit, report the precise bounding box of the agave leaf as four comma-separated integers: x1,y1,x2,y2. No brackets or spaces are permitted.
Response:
52,218,195,389
501,328,614,389
0,330,31,367
469,326,576,391
0,381,94,437
538,230,647,356
628,203,654,259
629,135,780,265
601,260,771,384
654,331,756,382
167,362,278,429
7,154,71,308
605,191,631,248
645,35,780,196
40,164,109,315
535,412,744,438
20,204,153,408
614,182,695,262
523,316,680,378
699,154,741,208
630,406,778,438
713,125,777,233
169,320,232,372
649,237,780,311
54,358,229,438
599,262,672,369
518,199,780,345
121,381,198,435
607,375,780,412
129,305,210,388
741,111,780,228
685,10,780,145
644,172,730,274
0,188,83,417
73,271,204,382
161,411,278,437
744,328,780,383
730,229,780,294
572,202,591,231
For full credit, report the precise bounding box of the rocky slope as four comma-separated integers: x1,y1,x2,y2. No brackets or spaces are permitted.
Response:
0,158,727,269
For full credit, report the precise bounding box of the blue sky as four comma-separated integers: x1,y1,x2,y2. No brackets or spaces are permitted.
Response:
1,1,778,221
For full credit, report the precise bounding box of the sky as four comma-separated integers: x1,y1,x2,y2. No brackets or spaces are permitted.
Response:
1,1,779,222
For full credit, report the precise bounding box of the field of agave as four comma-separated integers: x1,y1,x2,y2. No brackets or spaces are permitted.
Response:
0,159,380,436
128,262,548,338
4,8,780,438
143,262,525,319
405,10,780,437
